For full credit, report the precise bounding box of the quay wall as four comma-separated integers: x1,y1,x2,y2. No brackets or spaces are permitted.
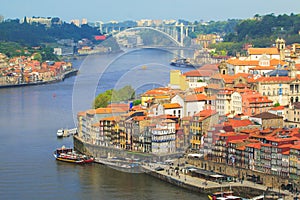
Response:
73,136,182,161
142,166,264,198
188,158,289,189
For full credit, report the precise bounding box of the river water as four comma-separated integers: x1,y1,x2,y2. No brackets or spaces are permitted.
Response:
0,48,206,199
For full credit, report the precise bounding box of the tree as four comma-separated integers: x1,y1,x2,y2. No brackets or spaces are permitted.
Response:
32,52,42,62
93,85,135,109
93,89,113,108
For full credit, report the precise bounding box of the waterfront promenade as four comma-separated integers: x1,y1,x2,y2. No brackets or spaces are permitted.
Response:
140,162,294,200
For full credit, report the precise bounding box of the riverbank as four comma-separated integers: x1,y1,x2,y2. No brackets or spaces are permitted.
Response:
141,162,292,200
74,136,292,199
0,68,78,89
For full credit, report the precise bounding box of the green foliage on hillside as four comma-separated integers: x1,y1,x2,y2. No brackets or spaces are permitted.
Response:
93,86,135,109
0,19,100,46
0,42,59,61
209,13,300,56
190,19,240,37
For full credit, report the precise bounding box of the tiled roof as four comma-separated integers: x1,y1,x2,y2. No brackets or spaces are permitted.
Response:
185,94,207,102
251,112,283,119
194,109,217,120
247,96,273,104
183,69,215,77
163,103,182,109
248,48,279,55
194,86,205,93
246,143,261,149
270,59,286,66
249,66,275,70
270,106,285,111
236,145,246,151
227,59,258,66
206,84,221,89
226,119,253,128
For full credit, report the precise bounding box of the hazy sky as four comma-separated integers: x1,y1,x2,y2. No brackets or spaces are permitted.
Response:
2,0,300,23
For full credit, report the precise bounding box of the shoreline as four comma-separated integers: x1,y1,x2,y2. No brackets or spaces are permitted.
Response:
74,137,293,199
0,68,78,89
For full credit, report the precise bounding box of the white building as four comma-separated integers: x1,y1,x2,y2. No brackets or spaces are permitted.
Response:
151,120,176,154
171,94,206,117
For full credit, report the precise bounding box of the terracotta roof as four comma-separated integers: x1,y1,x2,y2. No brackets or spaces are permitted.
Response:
185,94,207,102
246,143,261,149
236,145,246,151
290,144,300,150
227,59,258,66
247,96,273,104
163,103,182,109
226,119,253,128
101,116,120,121
194,87,205,93
206,84,221,89
228,140,244,144
270,59,286,66
248,48,279,55
270,106,285,111
194,109,217,118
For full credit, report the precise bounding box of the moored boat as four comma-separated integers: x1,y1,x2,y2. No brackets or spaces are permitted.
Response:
170,57,194,68
95,157,142,173
53,146,94,164
56,129,64,137
208,191,238,200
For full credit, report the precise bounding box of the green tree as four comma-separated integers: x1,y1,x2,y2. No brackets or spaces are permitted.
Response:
133,99,141,106
93,89,113,108
93,86,135,109
32,52,42,62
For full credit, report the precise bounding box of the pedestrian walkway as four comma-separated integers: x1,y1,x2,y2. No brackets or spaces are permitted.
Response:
142,162,294,199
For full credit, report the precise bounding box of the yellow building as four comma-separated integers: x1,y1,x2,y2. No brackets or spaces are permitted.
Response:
169,70,189,90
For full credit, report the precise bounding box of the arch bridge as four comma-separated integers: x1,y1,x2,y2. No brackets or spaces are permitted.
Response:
102,23,195,47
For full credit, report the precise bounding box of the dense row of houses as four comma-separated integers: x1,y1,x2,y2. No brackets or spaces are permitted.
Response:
77,38,300,181
0,53,72,85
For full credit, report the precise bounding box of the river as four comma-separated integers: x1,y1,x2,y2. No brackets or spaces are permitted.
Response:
0,48,207,199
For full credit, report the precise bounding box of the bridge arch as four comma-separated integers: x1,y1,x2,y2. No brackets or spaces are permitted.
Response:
111,26,182,47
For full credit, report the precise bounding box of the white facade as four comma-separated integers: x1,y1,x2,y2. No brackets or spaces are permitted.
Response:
151,121,176,154
249,54,280,61
188,81,207,89
231,92,242,115
186,101,205,117
171,94,205,117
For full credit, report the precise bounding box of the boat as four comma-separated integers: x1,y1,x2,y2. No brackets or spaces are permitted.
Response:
95,157,142,173
53,146,94,164
56,128,77,137
208,191,238,200
56,129,64,137
170,57,194,68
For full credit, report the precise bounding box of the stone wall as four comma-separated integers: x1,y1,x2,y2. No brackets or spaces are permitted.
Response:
188,158,289,189
74,136,183,161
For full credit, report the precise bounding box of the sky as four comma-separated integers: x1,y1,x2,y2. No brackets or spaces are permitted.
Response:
1,0,300,23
